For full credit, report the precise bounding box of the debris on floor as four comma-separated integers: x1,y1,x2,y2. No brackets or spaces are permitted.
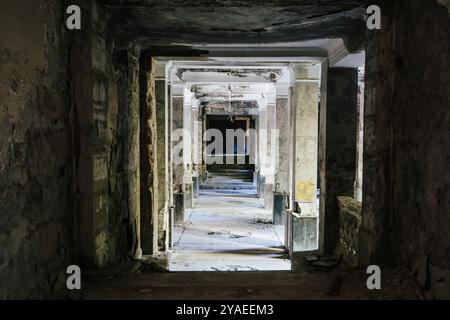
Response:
249,218,273,229
171,194,290,271
207,230,230,236
230,232,252,238
228,200,244,205
227,265,258,271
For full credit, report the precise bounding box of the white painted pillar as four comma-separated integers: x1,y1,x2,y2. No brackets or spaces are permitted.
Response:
275,84,290,194
183,89,194,209
171,82,186,224
265,100,276,210
289,63,322,253
258,98,268,206
191,99,202,203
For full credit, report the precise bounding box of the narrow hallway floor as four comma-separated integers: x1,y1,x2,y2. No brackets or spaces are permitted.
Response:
170,193,291,271
80,266,417,300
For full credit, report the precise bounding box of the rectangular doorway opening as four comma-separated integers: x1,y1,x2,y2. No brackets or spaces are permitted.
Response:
168,78,292,271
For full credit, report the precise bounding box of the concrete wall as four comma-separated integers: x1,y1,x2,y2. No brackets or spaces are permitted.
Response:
94,1,145,265
295,80,320,213
139,55,158,255
155,66,169,252
72,0,142,268
323,68,358,254
0,0,73,298
107,47,142,263
291,66,321,252
335,196,362,267
354,68,365,201
361,0,450,298
0,0,145,298
276,98,290,193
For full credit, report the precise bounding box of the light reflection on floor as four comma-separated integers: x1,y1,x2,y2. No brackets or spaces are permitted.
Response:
170,192,291,271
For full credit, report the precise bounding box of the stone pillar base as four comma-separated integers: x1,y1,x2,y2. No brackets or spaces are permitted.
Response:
291,215,319,252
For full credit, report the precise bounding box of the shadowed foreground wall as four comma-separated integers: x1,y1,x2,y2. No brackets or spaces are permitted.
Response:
0,0,145,298
361,0,450,298
0,0,73,298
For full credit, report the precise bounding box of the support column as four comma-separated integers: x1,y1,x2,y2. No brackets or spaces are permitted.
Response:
183,90,194,209
255,116,262,195
139,55,156,256
354,67,365,202
250,115,258,187
200,114,208,185
192,107,201,202
291,64,321,252
322,67,358,254
154,60,170,251
275,89,290,193
273,85,290,225
258,105,267,205
171,85,185,224
264,101,276,210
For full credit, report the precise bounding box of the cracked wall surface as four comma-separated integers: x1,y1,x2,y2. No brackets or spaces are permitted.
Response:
361,0,450,299
324,68,358,254
0,0,449,300
0,0,146,298
102,0,368,50
77,0,142,266
139,54,159,255
0,0,73,298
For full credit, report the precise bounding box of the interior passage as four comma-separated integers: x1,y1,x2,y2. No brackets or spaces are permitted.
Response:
1,0,449,300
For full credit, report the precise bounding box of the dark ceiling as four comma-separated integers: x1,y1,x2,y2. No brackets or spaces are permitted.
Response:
101,0,369,51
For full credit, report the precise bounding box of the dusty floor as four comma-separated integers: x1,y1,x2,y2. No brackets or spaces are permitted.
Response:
78,264,418,300
170,193,290,271
74,188,417,300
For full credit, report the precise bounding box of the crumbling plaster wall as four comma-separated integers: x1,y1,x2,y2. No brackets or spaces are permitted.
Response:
76,0,142,266
361,0,450,298
0,0,73,298
324,68,358,254
139,54,159,255
0,0,145,299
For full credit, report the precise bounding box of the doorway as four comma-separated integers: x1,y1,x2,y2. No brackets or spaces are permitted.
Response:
160,61,324,271
170,112,290,271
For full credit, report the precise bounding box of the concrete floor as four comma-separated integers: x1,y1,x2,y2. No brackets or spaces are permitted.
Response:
170,193,291,271
80,267,417,300
77,187,416,300
78,192,417,300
